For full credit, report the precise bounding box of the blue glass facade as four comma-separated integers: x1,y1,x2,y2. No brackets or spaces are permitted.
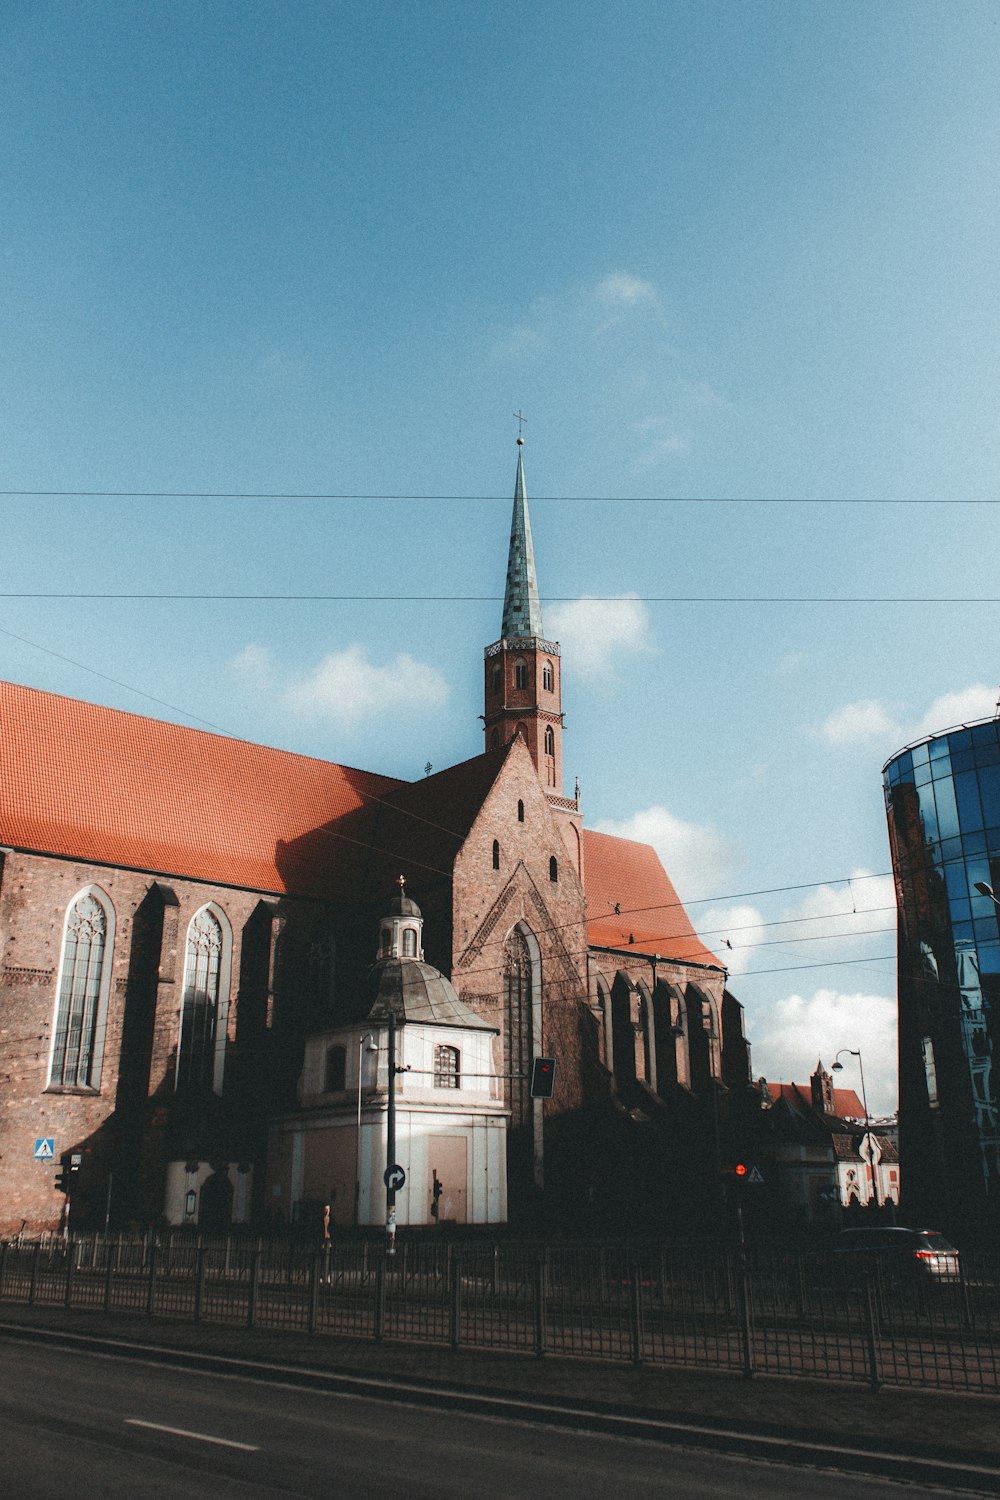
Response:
884,717,1000,1240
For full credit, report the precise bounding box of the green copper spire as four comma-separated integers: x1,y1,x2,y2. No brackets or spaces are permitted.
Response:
501,442,543,639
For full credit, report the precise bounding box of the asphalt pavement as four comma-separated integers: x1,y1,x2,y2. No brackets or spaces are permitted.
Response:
1,1301,998,1494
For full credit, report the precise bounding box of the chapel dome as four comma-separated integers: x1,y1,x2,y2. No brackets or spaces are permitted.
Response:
366,958,494,1030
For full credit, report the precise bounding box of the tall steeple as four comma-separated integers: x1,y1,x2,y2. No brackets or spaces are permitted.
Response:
483,436,565,795
501,443,543,639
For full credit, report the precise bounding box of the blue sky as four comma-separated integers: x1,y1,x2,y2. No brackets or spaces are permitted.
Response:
3,1,999,1112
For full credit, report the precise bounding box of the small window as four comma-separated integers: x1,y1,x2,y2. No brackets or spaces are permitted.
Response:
380,928,392,957
434,1044,460,1088
325,1045,347,1092
544,726,555,756
491,729,500,750
514,658,528,690
517,799,524,823
549,855,558,882
492,839,500,870
402,927,417,957
492,664,502,693
542,660,553,692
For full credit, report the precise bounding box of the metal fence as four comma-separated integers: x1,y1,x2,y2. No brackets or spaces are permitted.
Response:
1,1233,997,1395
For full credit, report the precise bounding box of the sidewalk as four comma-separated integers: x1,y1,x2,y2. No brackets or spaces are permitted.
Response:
3,1300,999,1475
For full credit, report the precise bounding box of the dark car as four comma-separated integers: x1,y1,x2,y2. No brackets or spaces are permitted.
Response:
833,1227,961,1284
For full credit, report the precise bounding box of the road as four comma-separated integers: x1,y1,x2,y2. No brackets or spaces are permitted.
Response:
0,1338,989,1498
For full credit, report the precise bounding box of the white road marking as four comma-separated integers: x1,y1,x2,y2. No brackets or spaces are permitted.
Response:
125,1418,259,1452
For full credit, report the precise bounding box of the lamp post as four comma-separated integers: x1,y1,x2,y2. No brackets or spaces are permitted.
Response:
832,1048,880,1208
974,881,1000,910
355,1032,377,1226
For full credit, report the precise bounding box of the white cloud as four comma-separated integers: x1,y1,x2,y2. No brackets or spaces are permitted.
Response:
915,685,998,738
749,988,898,1116
595,272,659,308
595,804,737,904
231,642,449,729
697,903,767,977
230,642,276,687
491,323,545,360
285,645,449,727
545,594,653,676
816,683,997,750
817,698,900,747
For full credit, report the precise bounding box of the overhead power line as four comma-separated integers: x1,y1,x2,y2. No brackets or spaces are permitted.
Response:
2,592,998,605
0,488,996,505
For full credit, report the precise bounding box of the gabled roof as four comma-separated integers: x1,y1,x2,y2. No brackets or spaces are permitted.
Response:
0,679,402,896
766,1081,867,1119
582,828,723,969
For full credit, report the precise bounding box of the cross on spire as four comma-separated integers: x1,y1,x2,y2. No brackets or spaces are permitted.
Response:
514,409,527,444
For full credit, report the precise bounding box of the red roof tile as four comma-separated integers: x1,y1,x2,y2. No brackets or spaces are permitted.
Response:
582,828,723,969
768,1081,867,1118
0,680,402,895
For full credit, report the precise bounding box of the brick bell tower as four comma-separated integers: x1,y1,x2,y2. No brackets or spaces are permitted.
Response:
483,438,564,793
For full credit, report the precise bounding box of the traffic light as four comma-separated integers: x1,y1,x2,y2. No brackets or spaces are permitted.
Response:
734,1162,748,1180
529,1056,556,1099
56,1150,81,1195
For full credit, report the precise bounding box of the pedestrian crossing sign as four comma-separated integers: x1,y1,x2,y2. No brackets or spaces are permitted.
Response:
34,1138,54,1160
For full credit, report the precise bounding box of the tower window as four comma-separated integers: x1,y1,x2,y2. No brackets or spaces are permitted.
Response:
492,664,502,693
402,927,417,957
544,725,555,756
434,1044,460,1089
325,1045,347,1092
517,799,524,822
514,658,528,690
542,661,553,692
491,729,500,750
492,839,500,870
549,855,558,883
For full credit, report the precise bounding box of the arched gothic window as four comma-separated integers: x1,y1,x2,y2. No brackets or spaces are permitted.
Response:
433,1044,460,1089
49,888,114,1089
492,664,502,693
492,839,500,870
549,855,558,882
514,657,528,690
517,799,525,822
177,907,225,1093
491,729,500,750
544,725,555,756
542,660,554,692
504,927,534,1127
402,927,417,957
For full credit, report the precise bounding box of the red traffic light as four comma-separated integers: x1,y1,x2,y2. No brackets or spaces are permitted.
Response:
734,1163,748,1177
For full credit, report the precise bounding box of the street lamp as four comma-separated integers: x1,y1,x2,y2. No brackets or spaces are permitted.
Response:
974,881,1000,909
355,1032,378,1226
832,1048,880,1208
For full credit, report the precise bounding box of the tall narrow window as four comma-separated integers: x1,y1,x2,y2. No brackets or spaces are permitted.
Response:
402,927,417,957
542,661,553,692
492,839,500,870
177,908,224,1093
491,729,500,749
434,1044,460,1088
50,889,113,1089
325,1045,347,1092
492,664,502,693
544,726,555,756
549,855,558,882
514,658,528,690
517,799,525,823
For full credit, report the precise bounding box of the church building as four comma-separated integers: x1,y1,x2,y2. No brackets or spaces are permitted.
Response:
0,442,752,1236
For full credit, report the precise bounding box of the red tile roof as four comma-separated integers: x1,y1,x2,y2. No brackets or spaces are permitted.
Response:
582,828,723,970
768,1081,867,1119
0,680,402,896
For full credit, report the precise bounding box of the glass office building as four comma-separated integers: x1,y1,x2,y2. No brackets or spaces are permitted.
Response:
884,715,1000,1241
